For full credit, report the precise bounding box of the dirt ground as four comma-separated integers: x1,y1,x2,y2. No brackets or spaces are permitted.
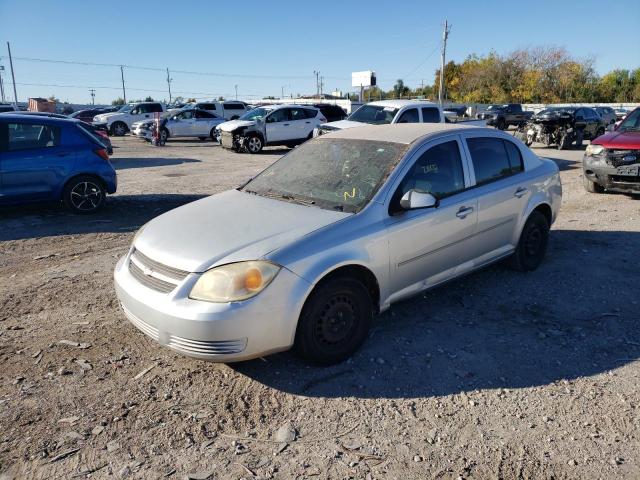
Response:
1,134,639,480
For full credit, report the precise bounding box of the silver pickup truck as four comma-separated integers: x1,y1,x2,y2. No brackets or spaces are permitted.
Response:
314,99,486,137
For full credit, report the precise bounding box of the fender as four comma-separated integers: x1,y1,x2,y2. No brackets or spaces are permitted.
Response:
512,170,561,245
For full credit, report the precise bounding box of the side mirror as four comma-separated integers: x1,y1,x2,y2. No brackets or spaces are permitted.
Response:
606,124,616,132
400,190,438,210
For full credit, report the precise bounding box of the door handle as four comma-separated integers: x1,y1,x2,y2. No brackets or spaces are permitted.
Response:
283,123,290,126
305,121,311,123
456,206,474,219
514,186,529,198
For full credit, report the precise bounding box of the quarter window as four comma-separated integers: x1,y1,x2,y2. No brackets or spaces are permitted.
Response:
397,108,419,123
467,137,522,185
396,140,465,201
421,107,440,123
7,123,61,151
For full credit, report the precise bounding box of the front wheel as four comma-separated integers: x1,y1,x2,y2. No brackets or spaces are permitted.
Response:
509,211,549,271
245,135,263,154
110,122,127,136
210,128,219,142
62,175,106,214
294,277,373,365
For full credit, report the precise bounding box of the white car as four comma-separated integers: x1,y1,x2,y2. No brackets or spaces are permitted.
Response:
93,102,166,136
131,108,225,142
168,101,249,120
218,104,326,153
315,100,486,136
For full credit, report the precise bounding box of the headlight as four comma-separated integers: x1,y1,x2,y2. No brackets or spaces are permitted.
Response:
190,261,281,303
586,144,604,156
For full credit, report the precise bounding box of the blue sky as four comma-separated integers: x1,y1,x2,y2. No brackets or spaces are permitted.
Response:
0,0,638,105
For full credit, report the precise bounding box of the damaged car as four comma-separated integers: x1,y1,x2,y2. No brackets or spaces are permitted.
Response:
515,106,604,150
114,123,561,365
217,104,326,153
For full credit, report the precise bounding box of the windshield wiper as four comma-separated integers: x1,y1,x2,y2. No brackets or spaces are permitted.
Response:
281,194,316,207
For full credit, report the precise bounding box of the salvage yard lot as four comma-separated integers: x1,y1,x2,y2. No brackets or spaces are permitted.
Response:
1,136,639,479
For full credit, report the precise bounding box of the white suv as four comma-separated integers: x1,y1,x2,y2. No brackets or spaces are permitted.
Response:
218,104,326,153
93,102,165,136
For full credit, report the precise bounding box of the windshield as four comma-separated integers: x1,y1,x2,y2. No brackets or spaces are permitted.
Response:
243,138,406,213
117,105,133,113
240,107,271,121
486,105,506,111
348,105,399,125
618,108,640,131
537,107,574,116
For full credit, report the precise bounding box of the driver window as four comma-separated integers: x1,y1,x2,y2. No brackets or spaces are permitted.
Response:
266,109,290,123
395,140,465,205
181,110,194,120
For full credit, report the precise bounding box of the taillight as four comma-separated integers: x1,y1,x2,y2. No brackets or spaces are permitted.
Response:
94,148,109,161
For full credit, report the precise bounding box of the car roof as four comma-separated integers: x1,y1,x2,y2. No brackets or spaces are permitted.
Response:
0,113,81,125
366,99,439,109
321,123,480,145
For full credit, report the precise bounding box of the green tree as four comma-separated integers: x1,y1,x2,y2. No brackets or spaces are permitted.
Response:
111,97,125,106
392,79,410,99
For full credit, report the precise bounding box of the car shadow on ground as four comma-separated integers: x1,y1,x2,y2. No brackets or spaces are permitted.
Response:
543,156,581,171
233,229,640,399
110,157,201,170
0,193,206,241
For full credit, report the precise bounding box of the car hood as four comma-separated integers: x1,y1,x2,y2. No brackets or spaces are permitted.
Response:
320,119,366,131
134,189,350,273
592,130,640,149
218,119,256,132
94,112,124,122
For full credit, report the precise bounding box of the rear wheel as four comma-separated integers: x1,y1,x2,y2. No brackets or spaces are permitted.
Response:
62,175,105,214
496,118,507,130
583,175,604,193
509,211,549,271
294,277,373,365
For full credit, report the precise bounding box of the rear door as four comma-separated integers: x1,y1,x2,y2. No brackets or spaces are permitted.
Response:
194,110,216,136
289,107,313,140
0,121,74,202
396,108,420,123
265,108,291,143
461,134,528,261
421,107,441,123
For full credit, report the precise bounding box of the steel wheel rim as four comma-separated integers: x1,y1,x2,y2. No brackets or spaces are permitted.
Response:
314,294,357,347
248,137,261,152
115,124,125,135
524,227,542,257
70,181,102,211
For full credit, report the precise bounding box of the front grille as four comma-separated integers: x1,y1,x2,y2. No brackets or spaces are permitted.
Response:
167,335,247,355
607,149,639,167
128,248,190,293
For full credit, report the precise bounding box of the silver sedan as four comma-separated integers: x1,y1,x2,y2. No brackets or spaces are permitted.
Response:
132,108,225,142
114,123,562,365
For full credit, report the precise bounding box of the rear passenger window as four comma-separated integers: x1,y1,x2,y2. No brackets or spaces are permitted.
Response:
421,107,440,123
503,140,524,174
223,103,244,110
397,108,419,123
7,123,61,151
289,108,307,121
304,109,318,119
467,137,521,185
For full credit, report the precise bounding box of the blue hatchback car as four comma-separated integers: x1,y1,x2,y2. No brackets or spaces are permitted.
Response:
0,114,117,213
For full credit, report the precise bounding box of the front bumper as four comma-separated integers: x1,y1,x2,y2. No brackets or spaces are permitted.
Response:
92,122,108,132
583,154,640,193
113,251,311,362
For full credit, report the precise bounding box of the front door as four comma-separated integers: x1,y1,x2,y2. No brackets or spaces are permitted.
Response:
265,108,291,143
169,110,195,137
1,121,73,202
385,137,478,301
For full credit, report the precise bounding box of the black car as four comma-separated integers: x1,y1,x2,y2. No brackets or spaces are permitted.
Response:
515,106,605,150
312,103,347,123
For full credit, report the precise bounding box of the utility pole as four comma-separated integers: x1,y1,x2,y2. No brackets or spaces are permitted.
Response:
281,85,284,100
7,42,18,106
120,65,127,103
0,65,5,103
313,70,320,96
234,84,238,100
320,76,324,96
89,88,95,105
438,20,451,107
166,68,172,103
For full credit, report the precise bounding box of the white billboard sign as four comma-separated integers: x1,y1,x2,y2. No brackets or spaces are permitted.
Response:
352,71,376,88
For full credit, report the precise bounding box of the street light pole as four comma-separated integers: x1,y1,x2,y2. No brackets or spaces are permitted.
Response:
0,65,5,103
234,84,238,100
90,88,95,105
166,68,172,103
120,65,127,103
438,20,451,107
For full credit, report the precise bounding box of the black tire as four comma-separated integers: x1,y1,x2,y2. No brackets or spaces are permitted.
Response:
245,134,263,154
160,128,169,144
583,175,604,193
496,118,507,130
294,277,373,365
210,128,219,142
575,130,584,148
110,121,128,136
557,133,569,150
62,175,106,214
509,211,549,272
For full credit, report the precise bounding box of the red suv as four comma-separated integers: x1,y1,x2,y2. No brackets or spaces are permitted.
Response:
583,107,640,194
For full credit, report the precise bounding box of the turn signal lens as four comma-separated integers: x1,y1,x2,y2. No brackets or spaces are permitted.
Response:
190,261,281,303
